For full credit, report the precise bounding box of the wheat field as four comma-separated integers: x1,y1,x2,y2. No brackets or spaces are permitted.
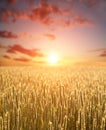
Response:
0,66,106,130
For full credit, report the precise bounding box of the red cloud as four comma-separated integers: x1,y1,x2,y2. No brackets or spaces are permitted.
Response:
0,1,70,25
7,44,44,57
0,30,18,38
29,2,64,25
44,34,56,40
0,1,95,27
3,55,11,59
14,57,30,62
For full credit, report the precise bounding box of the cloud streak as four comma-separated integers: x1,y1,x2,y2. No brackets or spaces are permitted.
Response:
13,57,31,62
7,44,44,57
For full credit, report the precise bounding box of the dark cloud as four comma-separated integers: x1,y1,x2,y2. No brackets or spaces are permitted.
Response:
7,44,44,57
0,30,18,38
44,34,56,40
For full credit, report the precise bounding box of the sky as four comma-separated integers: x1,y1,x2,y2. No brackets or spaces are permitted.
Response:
0,0,106,66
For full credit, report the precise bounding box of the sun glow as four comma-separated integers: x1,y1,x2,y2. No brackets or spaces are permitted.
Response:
47,53,59,65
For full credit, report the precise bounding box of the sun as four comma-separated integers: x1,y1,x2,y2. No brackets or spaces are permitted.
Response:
47,53,59,65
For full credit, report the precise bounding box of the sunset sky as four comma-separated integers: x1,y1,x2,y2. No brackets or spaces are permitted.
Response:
0,0,106,66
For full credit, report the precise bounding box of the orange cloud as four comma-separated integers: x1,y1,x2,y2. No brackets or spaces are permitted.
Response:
7,44,44,57
44,34,56,40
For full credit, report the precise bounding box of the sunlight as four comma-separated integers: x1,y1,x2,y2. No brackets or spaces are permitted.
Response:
47,53,59,65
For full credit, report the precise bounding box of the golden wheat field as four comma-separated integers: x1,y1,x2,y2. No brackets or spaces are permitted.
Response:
0,66,106,130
